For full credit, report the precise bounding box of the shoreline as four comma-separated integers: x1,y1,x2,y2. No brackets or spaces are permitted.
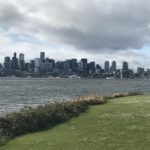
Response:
0,92,142,146
1,94,149,150
0,76,149,80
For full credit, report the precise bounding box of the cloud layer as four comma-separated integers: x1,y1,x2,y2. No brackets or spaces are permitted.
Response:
0,0,150,68
1,0,150,51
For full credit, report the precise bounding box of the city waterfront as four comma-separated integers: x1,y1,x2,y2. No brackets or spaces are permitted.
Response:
0,78,150,115
1,52,149,79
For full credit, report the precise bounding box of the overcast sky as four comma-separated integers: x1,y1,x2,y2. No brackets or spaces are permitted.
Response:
0,0,150,69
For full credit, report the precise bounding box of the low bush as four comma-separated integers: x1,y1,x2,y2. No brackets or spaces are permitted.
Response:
0,97,105,145
104,92,143,100
0,92,141,146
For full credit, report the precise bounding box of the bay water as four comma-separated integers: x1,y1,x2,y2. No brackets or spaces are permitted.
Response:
0,78,149,115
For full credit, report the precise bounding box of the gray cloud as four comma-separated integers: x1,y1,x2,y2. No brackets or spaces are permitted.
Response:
0,1,26,27
0,0,150,52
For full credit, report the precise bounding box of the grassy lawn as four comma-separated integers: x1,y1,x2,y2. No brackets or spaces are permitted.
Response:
1,95,150,150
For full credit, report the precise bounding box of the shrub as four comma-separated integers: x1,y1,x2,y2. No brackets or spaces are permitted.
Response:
104,92,143,100
0,92,141,146
0,98,104,140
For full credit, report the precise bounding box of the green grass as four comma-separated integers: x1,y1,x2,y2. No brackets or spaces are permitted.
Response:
1,95,150,150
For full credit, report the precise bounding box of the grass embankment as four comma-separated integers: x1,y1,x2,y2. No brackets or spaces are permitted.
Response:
0,95,107,146
1,93,148,150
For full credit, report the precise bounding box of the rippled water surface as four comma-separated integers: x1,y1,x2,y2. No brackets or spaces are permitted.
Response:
0,78,150,115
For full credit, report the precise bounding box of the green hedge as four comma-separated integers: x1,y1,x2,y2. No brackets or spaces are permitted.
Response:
0,92,141,146
0,97,106,145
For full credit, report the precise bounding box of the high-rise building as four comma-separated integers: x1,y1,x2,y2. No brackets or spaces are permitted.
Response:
11,52,18,70
0,63,2,71
40,52,45,62
34,58,41,72
95,64,102,73
19,53,25,70
78,61,84,72
45,58,53,72
122,61,128,70
104,61,109,73
4,57,11,71
54,61,63,73
81,58,88,72
48,59,55,69
146,69,150,78
110,61,116,73
24,63,30,71
88,62,95,73
14,52,16,58
19,53,24,61
70,59,77,72
137,67,145,78
63,59,71,72
30,60,35,68
29,60,35,72
121,61,129,78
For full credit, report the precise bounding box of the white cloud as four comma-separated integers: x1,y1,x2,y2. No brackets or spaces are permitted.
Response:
0,0,150,68
1,0,150,51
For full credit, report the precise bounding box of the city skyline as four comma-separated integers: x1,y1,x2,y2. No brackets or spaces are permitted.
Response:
0,51,149,71
1,51,149,73
0,51,149,79
1,0,150,69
